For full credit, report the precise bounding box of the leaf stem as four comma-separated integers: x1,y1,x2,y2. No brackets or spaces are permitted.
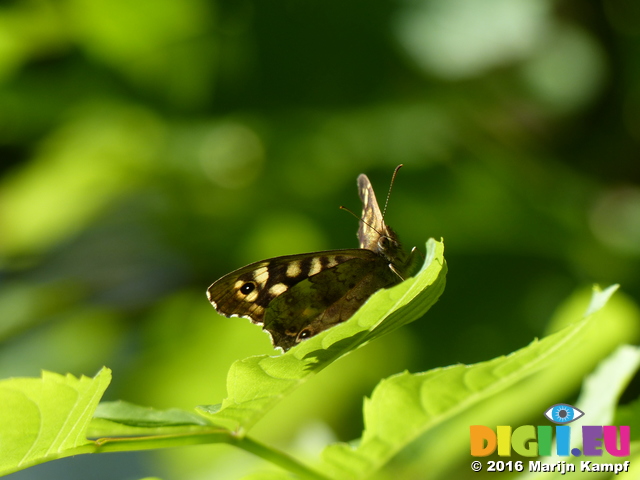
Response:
89,429,328,479
234,436,330,480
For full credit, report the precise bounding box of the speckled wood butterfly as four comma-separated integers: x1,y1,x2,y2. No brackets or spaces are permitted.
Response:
207,166,419,352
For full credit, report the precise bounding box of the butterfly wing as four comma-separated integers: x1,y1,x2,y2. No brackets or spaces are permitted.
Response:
207,168,417,352
357,173,385,250
206,249,387,327
263,250,400,351
207,259,275,325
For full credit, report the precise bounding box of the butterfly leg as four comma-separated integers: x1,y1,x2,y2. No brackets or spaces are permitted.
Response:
389,263,406,281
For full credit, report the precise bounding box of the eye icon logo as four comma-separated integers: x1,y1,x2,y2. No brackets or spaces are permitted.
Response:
544,404,584,424
471,404,630,458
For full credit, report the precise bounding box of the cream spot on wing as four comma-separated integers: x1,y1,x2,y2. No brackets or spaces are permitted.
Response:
286,261,302,278
309,257,323,276
326,256,338,268
253,266,269,281
245,290,258,302
269,283,288,296
233,280,244,290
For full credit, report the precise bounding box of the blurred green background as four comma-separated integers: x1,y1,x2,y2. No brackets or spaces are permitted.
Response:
1,0,640,478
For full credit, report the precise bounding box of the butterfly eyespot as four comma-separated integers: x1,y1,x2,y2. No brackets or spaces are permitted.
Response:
239,282,256,295
297,329,312,342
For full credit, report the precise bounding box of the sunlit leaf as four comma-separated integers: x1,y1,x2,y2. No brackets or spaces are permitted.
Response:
0,368,111,475
198,239,447,432
520,344,640,480
575,344,640,425
319,285,623,479
94,400,209,427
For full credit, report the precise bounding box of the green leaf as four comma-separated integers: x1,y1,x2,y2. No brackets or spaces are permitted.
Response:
405,284,639,479
198,239,447,432
521,344,640,480
88,407,314,477
0,368,111,476
319,285,629,479
93,400,210,427
575,344,640,426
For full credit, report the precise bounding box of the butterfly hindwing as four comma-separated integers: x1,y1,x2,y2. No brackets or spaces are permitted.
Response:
263,250,399,350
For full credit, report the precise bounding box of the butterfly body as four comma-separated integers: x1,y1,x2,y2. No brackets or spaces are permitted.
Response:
207,170,418,351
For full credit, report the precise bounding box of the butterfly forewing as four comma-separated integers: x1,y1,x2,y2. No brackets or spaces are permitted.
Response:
207,249,388,330
207,260,272,324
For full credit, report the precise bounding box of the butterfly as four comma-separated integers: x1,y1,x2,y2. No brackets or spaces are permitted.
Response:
206,166,419,352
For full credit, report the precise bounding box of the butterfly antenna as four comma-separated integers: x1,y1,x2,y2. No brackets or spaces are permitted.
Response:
382,164,403,219
339,205,381,236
